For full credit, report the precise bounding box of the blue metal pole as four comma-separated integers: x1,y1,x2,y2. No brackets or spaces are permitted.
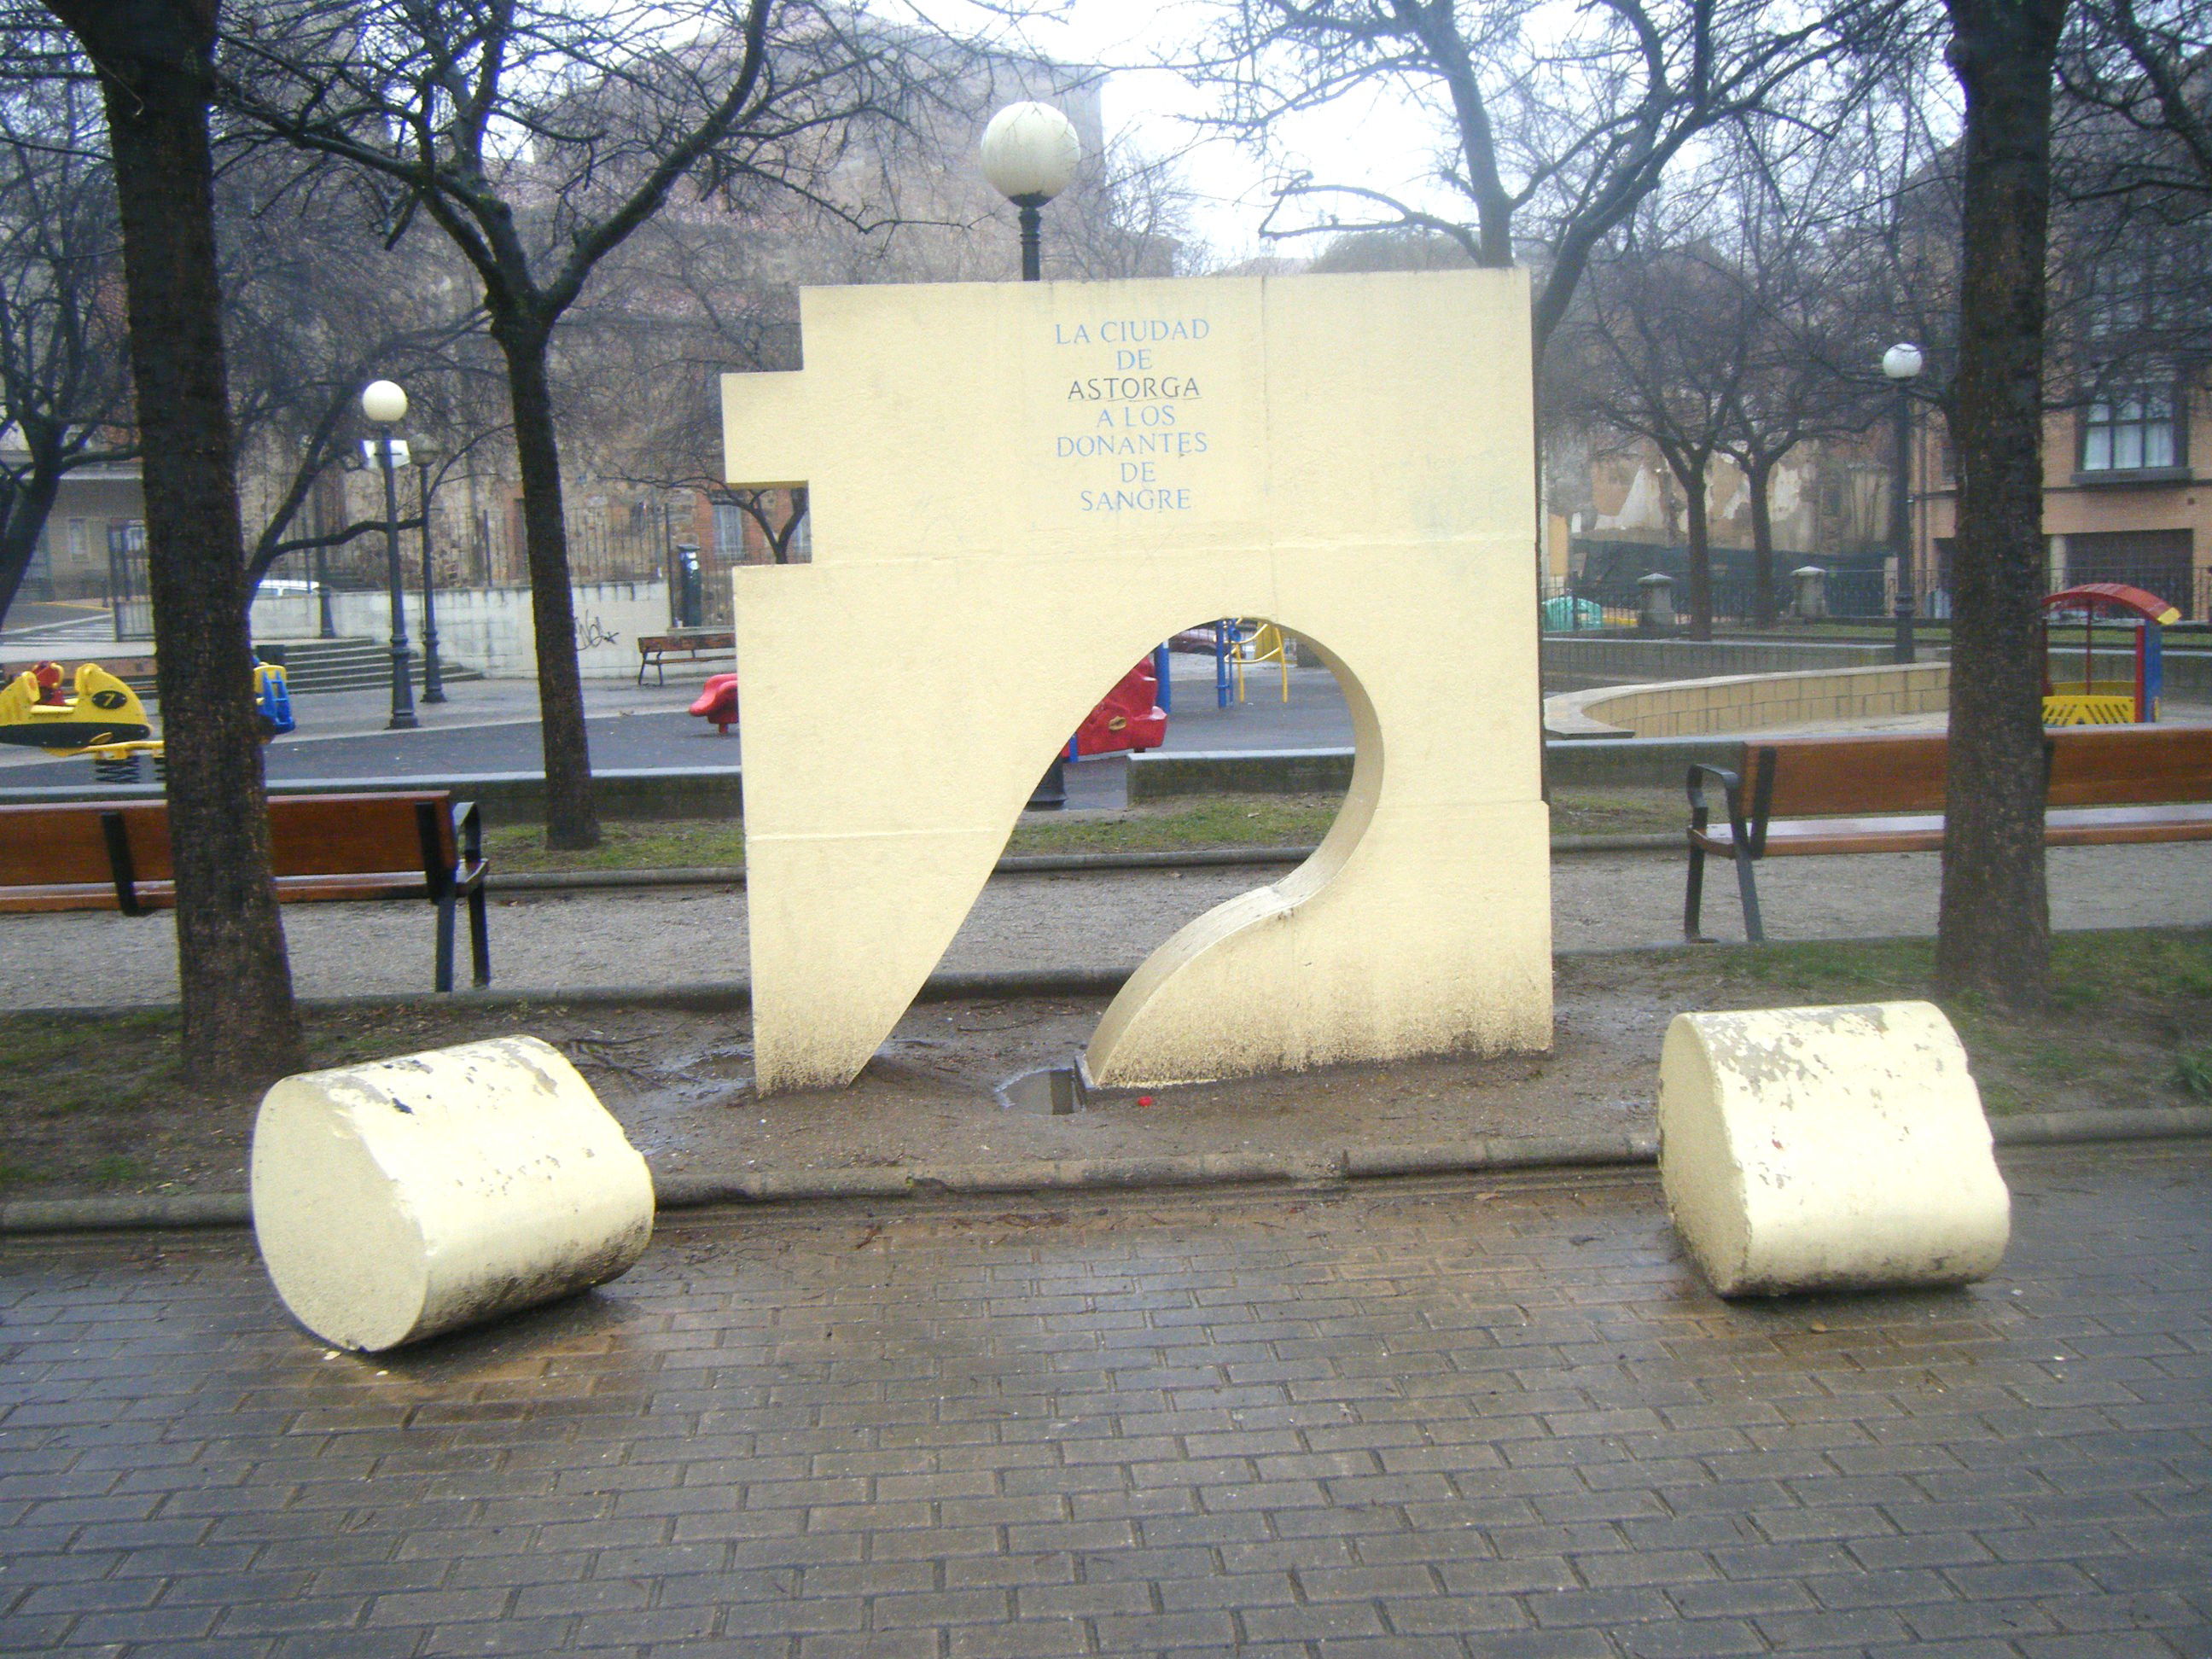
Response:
1214,620,1230,708
1153,642,1172,714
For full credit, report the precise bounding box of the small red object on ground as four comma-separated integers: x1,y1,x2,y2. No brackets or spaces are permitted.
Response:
1074,658,1167,757
690,673,740,735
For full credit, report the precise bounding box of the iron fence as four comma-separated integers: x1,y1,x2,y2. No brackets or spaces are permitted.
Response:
303,509,671,593
1540,556,2212,632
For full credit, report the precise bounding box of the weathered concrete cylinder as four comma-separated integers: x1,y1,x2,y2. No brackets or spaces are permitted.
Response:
1658,1002,2009,1297
251,1036,655,1351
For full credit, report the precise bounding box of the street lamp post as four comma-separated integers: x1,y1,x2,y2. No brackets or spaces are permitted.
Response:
413,450,446,704
361,378,417,730
1883,343,1924,665
982,102,1081,810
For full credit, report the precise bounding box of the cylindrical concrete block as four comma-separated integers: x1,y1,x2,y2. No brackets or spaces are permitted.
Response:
251,1036,655,1351
1659,1002,2009,1297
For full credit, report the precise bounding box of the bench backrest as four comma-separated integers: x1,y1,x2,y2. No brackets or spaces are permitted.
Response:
637,632,734,652
1754,735,1952,818
2047,725,2212,806
0,793,456,888
1743,725,2212,818
0,802,124,887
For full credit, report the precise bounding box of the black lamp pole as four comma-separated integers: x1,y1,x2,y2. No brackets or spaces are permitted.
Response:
1891,381,1916,665
378,428,418,730
416,463,446,704
1017,199,1044,282
1017,193,1064,810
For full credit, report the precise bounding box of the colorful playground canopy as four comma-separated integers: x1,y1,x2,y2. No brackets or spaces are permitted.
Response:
2042,583,2182,625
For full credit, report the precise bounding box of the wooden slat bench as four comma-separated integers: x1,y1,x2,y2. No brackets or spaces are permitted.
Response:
1685,725,2212,942
0,792,489,991
636,631,735,686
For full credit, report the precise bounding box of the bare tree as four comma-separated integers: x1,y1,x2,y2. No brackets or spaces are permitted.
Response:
2060,0,2212,205
222,0,946,848
215,155,496,592
1551,201,1754,637
0,75,134,625
1196,0,1884,358
1936,0,2073,1008
1711,127,1893,624
29,0,302,1083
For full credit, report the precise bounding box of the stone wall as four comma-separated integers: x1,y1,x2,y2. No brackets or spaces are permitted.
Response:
1547,661,1952,738
250,580,674,680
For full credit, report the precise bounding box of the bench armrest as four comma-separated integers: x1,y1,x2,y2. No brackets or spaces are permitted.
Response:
1685,763,1750,853
451,799,486,887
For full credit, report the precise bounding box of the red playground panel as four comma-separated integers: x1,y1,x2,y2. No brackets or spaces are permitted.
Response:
690,673,739,735
1074,658,1167,757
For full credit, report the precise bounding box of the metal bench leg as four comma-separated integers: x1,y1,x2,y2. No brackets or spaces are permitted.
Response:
467,883,491,987
1685,840,1709,942
434,893,456,992
1732,849,1766,945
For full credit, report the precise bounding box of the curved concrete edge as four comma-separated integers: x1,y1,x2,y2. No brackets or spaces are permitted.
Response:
1545,661,1952,741
11,1108,2204,1235
1990,1104,2212,1144
486,833,1679,894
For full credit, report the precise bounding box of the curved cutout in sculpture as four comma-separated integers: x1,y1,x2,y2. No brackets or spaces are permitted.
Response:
725,270,1552,1093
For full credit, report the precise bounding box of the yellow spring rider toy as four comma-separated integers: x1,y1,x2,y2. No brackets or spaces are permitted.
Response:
0,661,159,773
0,657,293,782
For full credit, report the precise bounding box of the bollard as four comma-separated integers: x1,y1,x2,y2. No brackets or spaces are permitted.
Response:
1636,571,1676,635
251,1036,655,1352
1658,1002,2010,1297
1791,564,1828,621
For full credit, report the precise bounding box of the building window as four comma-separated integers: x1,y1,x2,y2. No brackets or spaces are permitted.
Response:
712,502,748,563
2079,381,2182,472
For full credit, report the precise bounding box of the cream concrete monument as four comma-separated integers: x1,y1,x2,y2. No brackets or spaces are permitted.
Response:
1658,1003,2011,1297
725,270,1551,1093
251,1037,655,1351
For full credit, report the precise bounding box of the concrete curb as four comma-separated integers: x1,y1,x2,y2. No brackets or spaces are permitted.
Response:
9,1109,2206,1235
487,833,1680,893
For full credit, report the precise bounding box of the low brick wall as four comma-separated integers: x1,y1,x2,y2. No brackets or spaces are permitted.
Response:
1546,661,1952,739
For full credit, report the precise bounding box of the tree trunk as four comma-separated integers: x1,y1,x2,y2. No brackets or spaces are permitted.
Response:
1936,0,2068,1007
1748,457,1778,628
1678,454,1714,641
48,0,302,1079
492,311,600,849
0,463,64,625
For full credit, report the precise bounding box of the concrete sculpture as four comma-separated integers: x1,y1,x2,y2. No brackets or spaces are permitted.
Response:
1658,1002,2011,1296
251,1037,655,1351
725,271,1551,1092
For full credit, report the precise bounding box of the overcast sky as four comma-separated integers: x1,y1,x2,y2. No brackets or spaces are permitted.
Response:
912,0,1460,267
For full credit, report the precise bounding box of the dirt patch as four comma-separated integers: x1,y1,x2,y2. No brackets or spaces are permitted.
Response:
7,931,2208,1202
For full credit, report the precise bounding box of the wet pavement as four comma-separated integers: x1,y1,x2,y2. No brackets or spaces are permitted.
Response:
2,1142,2207,1656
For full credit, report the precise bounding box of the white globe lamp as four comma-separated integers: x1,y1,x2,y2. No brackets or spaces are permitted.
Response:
981,102,1080,205
360,379,409,425
982,103,1081,284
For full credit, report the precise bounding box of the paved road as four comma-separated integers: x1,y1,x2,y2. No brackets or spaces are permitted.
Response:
2,1144,2206,1657
0,660,1359,795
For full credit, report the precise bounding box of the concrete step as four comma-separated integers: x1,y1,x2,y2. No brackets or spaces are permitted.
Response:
255,637,483,695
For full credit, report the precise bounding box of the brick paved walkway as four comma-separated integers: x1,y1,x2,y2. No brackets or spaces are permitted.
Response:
2,1144,2208,1658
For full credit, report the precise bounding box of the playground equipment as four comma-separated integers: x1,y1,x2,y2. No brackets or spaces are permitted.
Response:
1072,657,1167,757
0,661,152,754
0,655,294,782
690,661,1168,755
1228,619,1290,704
2041,583,2178,725
690,672,740,734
